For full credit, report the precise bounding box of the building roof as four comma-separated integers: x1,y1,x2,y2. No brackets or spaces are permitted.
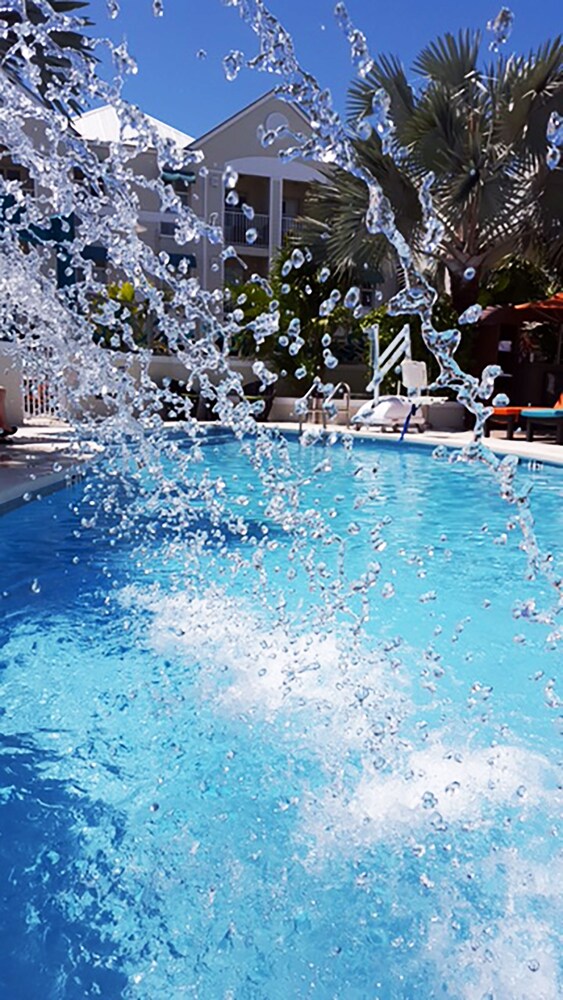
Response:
480,293,563,326
190,89,312,147
72,105,194,148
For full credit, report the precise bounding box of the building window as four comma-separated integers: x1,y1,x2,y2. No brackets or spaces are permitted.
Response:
160,216,177,238
0,163,34,195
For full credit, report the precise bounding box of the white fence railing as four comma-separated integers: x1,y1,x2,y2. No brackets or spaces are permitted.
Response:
23,378,58,418
281,215,305,238
224,210,269,248
22,347,59,419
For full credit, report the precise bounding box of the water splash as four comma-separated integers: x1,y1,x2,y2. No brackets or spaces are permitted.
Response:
487,6,515,52
0,5,561,990
458,304,483,325
223,0,562,617
223,48,245,81
546,111,563,170
333,2,374,79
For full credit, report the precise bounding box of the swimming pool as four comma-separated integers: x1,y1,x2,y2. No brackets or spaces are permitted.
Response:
1,434,561,999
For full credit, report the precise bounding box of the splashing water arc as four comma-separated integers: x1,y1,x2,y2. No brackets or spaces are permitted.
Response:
0,0,562,997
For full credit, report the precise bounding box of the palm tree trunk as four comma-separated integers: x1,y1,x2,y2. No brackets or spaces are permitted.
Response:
448,267,480,317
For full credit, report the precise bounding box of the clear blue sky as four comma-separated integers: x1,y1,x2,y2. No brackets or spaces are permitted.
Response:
86,0,562,139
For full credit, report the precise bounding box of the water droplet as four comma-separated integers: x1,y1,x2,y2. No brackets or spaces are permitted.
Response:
487,7,515,52
344,286,360,309
546,145,561,170
245,228,258,245
107,0,119,18
196,48,207,60
152,0,164,15
419,590,437,604
31,579,41,594
492,393,509,406
291,248,305,269
222,165,238,190
458,304,483,325
463,266,476,281
226,189,239,206
241,203,254,220
382,583,395,599
546,111,563,169
527,959,540,972
422,791,438,809
223,49,245,82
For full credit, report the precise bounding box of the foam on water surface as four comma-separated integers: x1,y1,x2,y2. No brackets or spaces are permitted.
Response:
1,441,562,996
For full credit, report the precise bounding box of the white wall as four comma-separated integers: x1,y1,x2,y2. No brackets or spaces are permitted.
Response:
0,344,24,425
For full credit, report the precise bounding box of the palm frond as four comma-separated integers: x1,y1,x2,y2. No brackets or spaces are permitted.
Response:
0,1,95,114
412,30,481,87
488,37,563,158
347,53,415,137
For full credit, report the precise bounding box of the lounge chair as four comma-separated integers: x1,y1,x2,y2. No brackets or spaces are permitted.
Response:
501,393,563,445
352,359,446,434
484,406,523,440
521,407,563,445
352,394,426,432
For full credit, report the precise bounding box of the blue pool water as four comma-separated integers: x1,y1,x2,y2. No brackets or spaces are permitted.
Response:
0,434,561,999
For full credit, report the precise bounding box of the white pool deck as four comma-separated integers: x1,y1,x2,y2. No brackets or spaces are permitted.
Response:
0,417,561,514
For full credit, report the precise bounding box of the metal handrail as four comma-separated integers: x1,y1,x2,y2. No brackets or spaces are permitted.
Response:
321,381,351,428
296,377,322,430
367,323,411,402
296,378,352,431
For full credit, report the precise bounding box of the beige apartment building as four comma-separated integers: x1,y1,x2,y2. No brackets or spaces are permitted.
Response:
185,92,323,290
72,91,324,293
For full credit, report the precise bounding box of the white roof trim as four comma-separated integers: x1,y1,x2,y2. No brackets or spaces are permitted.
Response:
190,90,311,148
226,155,324,183
72,105,194,148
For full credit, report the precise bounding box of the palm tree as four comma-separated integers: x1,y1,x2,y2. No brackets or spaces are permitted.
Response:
0,1,95,115
301,31,563,315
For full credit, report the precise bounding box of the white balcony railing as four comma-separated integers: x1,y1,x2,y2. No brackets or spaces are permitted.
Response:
224,210,269,248
281,215,305,238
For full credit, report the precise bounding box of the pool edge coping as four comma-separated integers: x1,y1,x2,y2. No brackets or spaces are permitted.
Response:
1,420,561,518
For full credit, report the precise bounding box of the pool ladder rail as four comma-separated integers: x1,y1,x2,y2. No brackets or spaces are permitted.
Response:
296,379,351,431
